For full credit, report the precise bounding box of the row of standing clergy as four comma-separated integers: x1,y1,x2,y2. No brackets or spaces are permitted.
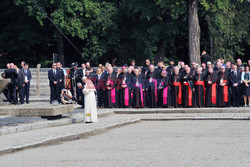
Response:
75,65,243,108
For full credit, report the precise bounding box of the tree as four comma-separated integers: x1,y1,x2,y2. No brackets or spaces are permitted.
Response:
188,0,201,65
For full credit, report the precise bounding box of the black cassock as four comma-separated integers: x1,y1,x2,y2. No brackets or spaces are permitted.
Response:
229,70,241,107
171,73,182,108
132,74,146,107
217,72,230,107
146,71,158,108
193,74,205,107
157,75,172,107
181,73,195,108
103,73,118,108
205,72,218,107
118,72,133,108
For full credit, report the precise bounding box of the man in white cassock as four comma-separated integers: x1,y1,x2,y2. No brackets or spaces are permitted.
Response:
82,77,98,123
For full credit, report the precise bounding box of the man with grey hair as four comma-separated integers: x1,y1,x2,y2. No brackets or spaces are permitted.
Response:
171,66,182,107
193,67,205,107
217,66,230,107
182,67,194,107
145,65,158,108
205,67,218,107
103,66,118,108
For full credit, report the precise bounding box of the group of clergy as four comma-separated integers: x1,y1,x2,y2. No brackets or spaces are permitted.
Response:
76,58,250,108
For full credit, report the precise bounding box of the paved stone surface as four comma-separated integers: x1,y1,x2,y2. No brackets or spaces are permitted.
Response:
139,113,250,120
0,120,250,167
0,114,139,154
0,116,46,127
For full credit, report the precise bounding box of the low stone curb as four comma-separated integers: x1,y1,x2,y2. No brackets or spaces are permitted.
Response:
114,107,250,114
0,110,114,136
0,118,141,155
141,117,250,121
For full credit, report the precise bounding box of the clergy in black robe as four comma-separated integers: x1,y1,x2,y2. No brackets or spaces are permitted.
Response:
141,59,150,74
145,65,158,108
95,69,105,108
229,65,241,107
191,62,197,76
205,68,218,107
193,68,205,107
181,67,194,108
132,69,146,108
166,60,174,76
103,67,118,108
157,71,172,107
217,66,230,107
171,67,182,108
201,63,208,75
118,67,133,108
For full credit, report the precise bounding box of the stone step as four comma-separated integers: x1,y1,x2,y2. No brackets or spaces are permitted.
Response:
30,88,50,92
28,97,50,102
31,76,49,79
30,84,49,88
31,80,49,84
30,92,50,96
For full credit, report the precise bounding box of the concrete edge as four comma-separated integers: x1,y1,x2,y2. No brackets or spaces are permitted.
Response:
114,108,250,114
0,118,141,155
141,117,250,121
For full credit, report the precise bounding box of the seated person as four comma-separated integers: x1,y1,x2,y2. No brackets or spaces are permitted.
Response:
61,88,75,104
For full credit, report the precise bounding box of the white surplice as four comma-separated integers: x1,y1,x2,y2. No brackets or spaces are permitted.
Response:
83,80,98,123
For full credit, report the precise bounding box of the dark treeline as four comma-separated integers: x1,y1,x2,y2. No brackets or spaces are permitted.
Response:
0,0,249,68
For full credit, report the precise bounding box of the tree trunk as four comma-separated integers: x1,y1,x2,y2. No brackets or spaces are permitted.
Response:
156,39,166,63
188,0,200,65
208,19,214,62
57,34,64,66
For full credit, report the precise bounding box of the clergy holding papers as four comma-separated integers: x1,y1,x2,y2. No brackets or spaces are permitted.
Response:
82,77,98,123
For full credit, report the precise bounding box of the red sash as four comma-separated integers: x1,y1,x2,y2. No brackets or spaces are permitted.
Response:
195,81,205,102
222,80,228,102
163,85,168,105
211,83,217,104
183,82,192,106
108,79,116,103
173,82,182,104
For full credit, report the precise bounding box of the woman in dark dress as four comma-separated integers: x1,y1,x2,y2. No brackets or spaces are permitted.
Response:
242,66,250,107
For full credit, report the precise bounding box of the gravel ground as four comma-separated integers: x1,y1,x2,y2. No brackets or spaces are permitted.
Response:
1,120,250,167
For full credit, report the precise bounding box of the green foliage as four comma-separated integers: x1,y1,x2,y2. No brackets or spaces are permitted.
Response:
200,0,249,62
0,0,249,68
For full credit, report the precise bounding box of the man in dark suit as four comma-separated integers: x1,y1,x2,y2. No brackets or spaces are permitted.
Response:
76,63,86,106
4,63,18,104
23,63,32,104
166,60,175,76
201,51,211,64
1,63,11,101
229,65,241,107
142,59,150,74
48,63,61,103
16,66,25,104
57,62,65,100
